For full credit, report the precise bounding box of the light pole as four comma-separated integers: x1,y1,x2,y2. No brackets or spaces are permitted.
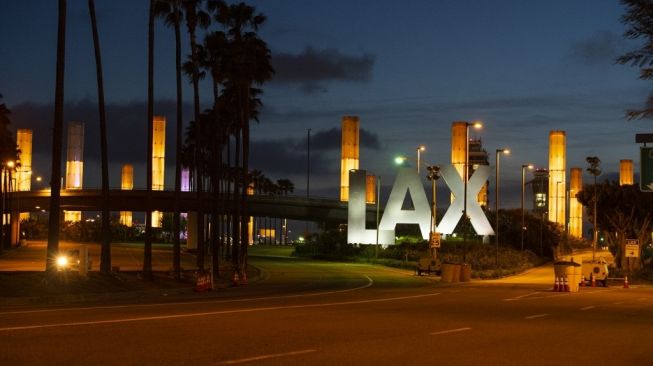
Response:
495,148,509,265
375,175,381,259
426,165,441,258
463,121,482,254
306,128,311,238
521,164,533,251
416,145,425,174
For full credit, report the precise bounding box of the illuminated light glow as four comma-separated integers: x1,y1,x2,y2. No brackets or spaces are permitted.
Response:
259,228,276,239
437,164,494,235
548,131,566,226
340,116,360,201
56,255,68,268
394,156,406,165
120,164,134,227
569,167,583,238
620,159,633,186
152,116,166,228
65,122,84,222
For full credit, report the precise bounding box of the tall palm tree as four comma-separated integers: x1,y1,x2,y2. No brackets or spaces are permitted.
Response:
47,0,67,274
154,0,184,279
88,0,111,273
144,0,156,279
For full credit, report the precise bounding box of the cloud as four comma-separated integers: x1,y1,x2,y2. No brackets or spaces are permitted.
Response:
309,127,381,151
569,30,624,66
272,46,375,93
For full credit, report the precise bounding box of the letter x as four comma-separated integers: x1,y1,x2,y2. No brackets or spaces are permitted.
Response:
437,164,494,236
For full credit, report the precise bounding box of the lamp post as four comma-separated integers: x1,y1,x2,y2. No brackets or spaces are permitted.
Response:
495,148,509,266
306,128,311,239
416,145,425,174
521,164,534,251
375,175,381,259
463,121,482,254
426,165,441,258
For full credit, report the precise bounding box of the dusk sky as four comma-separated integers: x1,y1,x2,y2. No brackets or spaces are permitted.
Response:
2,0,652,208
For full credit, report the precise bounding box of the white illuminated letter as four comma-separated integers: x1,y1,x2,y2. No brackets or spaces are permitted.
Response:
378,168,431,240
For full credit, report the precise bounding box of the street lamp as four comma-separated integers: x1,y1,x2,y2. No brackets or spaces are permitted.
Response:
495,148,510,266
463,121,482,253
416,145,425,174
521,164,534,251
426,165,441,258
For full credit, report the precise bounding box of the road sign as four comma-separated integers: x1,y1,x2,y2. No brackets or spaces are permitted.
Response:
430,232,441,248
640,147,653,192
625,239,639,258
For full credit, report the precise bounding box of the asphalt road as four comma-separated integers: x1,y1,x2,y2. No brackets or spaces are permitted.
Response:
1,256,651,366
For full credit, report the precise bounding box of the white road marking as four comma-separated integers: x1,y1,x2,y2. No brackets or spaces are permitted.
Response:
503,292,541,301
613,302,624,305
0,275,375,316
218,349,316,364
525,314,548,319
0,291,441,332
580,306,595,311
429,327,472,335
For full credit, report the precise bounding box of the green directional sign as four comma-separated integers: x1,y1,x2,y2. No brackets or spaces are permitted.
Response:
641,147,653,192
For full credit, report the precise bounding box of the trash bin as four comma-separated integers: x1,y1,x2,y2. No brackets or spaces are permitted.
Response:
553,261,582,292
460,263,472,282
441,263,461,283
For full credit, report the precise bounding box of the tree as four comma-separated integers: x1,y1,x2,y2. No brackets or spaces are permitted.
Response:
577,182,653,270
46,0,67,274
154,0,184,279
586,156,601,259
88,0,112,273
617,0,653,119
144,0,156,279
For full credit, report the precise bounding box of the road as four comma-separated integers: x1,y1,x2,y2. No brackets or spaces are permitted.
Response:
0,256,651,365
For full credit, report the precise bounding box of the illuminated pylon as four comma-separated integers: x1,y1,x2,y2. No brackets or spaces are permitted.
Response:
120,164,134,227
620,159,633,186
340,116,360,201
16,129,33,221
65,122,84,222
568,167,582,238
548,131,566,227
151,116,165,228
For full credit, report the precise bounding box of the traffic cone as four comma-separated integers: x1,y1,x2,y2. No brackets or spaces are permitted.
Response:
591,273,596,287
241,271,248,286
553,277,559,292
580,275,586,287
231,270,240,287
624,276,629,289
563,276,570,292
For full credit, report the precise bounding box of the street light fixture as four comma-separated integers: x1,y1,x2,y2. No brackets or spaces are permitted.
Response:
495,148,510,266
416,145,425,174
463,121,482,254
521,164,534,251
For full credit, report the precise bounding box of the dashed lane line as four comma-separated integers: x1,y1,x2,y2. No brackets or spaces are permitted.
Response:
525,314,549,320
580,306,595,311
218,349,317,364
429,327,472,336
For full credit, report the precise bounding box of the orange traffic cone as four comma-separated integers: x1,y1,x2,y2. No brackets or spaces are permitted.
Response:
624,276,629,289
241,271,248,286
231,270,240,287
580,275,586,287
553,277,559,292
590,273,596,287
563,276,570,292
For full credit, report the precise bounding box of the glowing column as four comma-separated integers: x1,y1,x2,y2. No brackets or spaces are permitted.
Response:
451,122,467,202
120,164,134,227
569,167,582,238
151,116,165,228
64,122,84,222
620,159,634,185
247,183,254,245
340,116,360,201
366,174,376,204
548,131,566,226
16,129,32,221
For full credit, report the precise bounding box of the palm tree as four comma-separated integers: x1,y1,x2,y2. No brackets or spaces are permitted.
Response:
144,0,156,279
154,0,184,279
88,0,111,273
46,0,67,274
586,156,602,261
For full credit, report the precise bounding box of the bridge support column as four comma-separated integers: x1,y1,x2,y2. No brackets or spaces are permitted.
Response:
10,210,20,247
186,212,197,250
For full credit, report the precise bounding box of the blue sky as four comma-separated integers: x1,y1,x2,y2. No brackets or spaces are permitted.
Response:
1,0,652,208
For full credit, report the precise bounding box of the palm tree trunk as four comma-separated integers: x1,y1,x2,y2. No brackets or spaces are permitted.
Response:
89,0,111,274
232,129,241,270
46,0,67,275
144,0,155,279
240,86,251,268
172,17,182,280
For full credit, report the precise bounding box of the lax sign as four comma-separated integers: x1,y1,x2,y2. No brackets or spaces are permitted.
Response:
347,165,494,245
